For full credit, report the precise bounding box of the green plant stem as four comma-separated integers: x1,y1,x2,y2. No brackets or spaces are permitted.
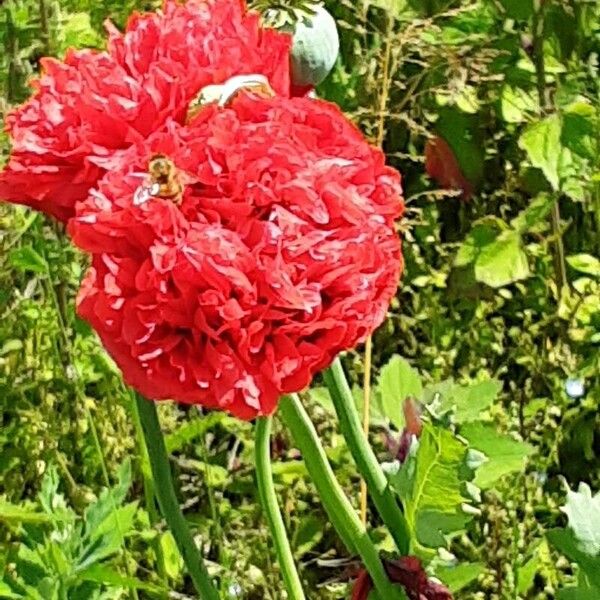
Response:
134,394,219,600
255,416,306,600
324,358,411,555
278,395,405,600
532,0,568,293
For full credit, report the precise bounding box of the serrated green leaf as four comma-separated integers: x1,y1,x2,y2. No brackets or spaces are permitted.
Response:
9,247,48,275
511,194,554,233
436,562,484,593
390,425,470,548
474,231,530,288
461,423,534,489
378,355,423,429
165,413,229,453
519,114,562,190
438,379,502,423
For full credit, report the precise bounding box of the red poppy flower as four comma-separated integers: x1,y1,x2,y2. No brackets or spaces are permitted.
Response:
70,93,403,419
0,0,291,222
352,556,452,600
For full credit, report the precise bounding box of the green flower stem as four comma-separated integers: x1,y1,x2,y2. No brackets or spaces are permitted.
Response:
255,416,306,600
324,358,411,555
135,394,219,600
279,394,405,600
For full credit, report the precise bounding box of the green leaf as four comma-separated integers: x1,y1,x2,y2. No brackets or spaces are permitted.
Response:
500,85,538,123
474,231,530,288
547,528,600,589
390,425,470,548
567,254,600,277
78,502,138,570
436,562,484,593
159,532,183,580
77,564,165,594
0,501,56,525
9,247,48,275
561,482,600,556
499,0,533,19
455,219,505,268
0,581,21,599
437,379,502,423
56,12,103,54
292,515,324,558
511,194,554,233
562,102,598,161
460,423,535,489
165,412,230,453
378,355,423,429
519,114,562,190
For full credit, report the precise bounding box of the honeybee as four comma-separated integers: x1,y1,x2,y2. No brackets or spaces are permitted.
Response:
133,154,184,206
187,74,276,122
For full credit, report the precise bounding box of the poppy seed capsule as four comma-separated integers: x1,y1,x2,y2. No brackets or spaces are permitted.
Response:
286,4,340,88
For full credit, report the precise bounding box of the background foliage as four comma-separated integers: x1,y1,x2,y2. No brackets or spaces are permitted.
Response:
1,0,599,598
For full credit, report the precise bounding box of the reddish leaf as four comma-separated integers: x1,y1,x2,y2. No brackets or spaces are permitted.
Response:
425,136,473,200
351,556,453,600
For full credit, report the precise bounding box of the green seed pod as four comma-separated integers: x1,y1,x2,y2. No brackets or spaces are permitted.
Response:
289,5,339,87
261,2,339,88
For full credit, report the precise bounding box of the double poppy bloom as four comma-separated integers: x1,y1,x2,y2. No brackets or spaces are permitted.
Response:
1,0,404,420
0,0,291,221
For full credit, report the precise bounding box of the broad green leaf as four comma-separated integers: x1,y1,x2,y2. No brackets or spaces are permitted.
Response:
562,102,598,161
159,531,183,580
567,254,600,277
519,114,562,190
547,528,600,589
461,423,534,489
436,562,484,593
455,86,479,114
558,586,599,600
501,85,538,123
511,194,554,233
438,379,502,423
455,219,505,268
391,425,470,548
474,231,530,288
378,355,423,429
499,0,533,19
9,247,48,275
561,482,600,556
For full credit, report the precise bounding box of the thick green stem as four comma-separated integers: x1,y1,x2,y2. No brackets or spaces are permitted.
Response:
279,395,405,600
324,358,411,555
255,417,306,600
135,394,219,600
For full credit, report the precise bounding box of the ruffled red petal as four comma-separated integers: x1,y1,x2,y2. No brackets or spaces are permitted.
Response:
71,94,403,419
0,0,290,222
